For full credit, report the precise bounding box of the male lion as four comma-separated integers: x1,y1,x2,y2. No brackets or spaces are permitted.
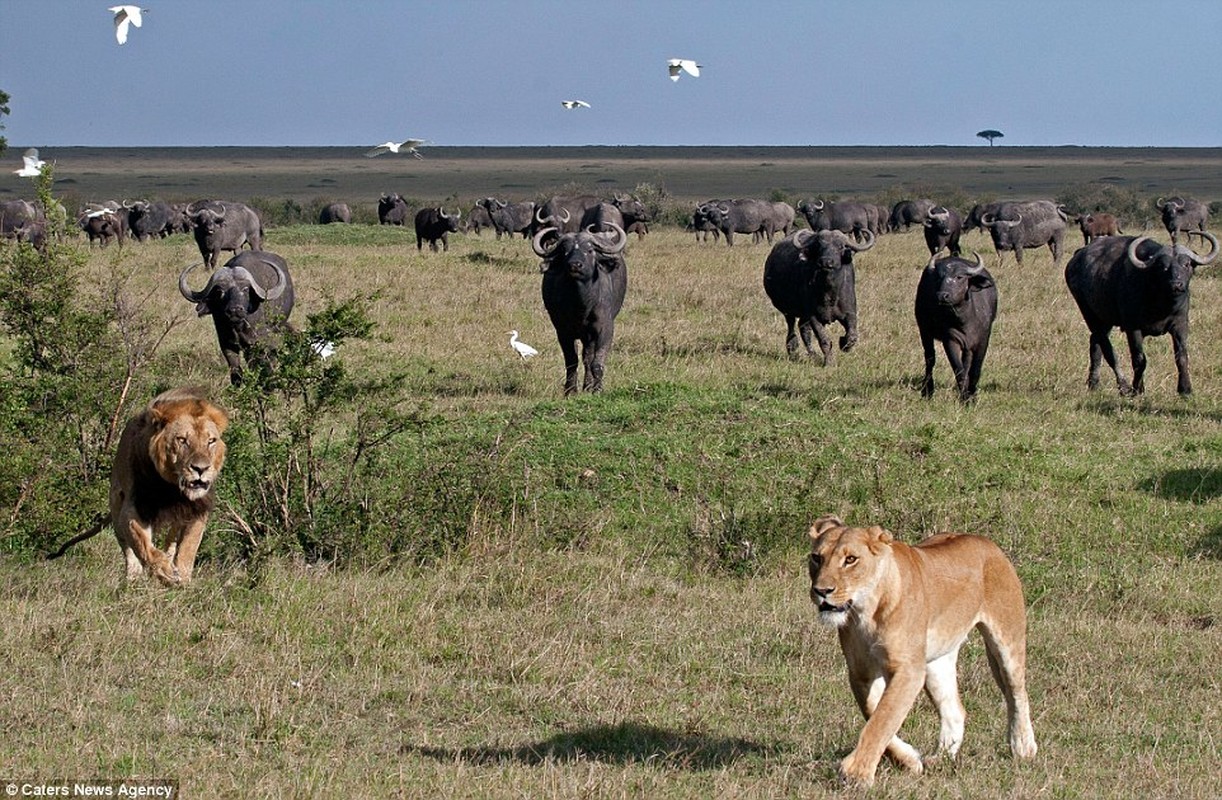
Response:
48,387,228,586
807,515,1037,787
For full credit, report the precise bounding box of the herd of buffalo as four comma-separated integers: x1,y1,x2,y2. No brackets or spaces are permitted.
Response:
0,190,1216,400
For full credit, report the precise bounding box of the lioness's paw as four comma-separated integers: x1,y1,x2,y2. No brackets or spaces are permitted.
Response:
838,757,876,788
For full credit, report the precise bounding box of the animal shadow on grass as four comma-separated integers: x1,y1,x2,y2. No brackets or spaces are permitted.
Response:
1138,467,1222,559
404,721,779,770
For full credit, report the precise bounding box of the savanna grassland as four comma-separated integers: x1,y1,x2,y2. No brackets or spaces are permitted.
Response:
1,148,1220,799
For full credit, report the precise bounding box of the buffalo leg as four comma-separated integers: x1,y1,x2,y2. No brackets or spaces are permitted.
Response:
584,324,615,393
784,315,801,357
798,318,816,359
557,336,580,395
839,312,859,353
920,331,938,398
1169,325,1192,395
1124,330,1149,395
810,320,833,366
1088,329,1132,395
965,339,990,401
942,339,970,400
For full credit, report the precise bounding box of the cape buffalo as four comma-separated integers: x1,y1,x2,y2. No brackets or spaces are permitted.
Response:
923,206,963,257
534,195,603,235
1073,212,1123,245
319,203,351,224
890,199,936,232
179,251,295,385
980,200,1067,266
463,203,494,235
915,252,998,402
1157,196,1209,244
762,228,875,366
1065,231,1219,395
191,201,263,269
701,198,788,246
534,222,629,394
414,207,461,251
797,199,871,242
378,193,410,226
479,198,535,239
127,201,176,241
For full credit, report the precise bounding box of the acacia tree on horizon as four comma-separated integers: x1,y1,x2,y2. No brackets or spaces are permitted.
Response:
977,129,1004,146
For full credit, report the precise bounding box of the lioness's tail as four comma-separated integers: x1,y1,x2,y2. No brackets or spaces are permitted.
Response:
46,513,110,560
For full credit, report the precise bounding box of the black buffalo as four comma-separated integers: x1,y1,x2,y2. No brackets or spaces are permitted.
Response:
319,203,351,224
1,199,46,249
611,195,652,233
79,208,123,247
378,193,410,226
463,203,494,234
980,200,1067,265
700,198,791,246
580,202,625,234
914,252,998,402
1157,196,1209,244
414,207,461,251
923,205,963,256
179,251,295,385
690,203,723,243
535,194,603,235
797,199,871,242
191,201,263,269
127,201,177,241
478,198,535,239
534,222,629,394
762,228,875,366
889,198,936,232
1065,232,1218,396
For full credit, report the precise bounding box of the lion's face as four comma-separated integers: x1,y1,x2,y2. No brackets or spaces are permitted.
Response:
148,399,229,501
807,516,893,628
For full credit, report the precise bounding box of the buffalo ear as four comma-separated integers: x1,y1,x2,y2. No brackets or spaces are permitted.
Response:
810,515,844,541
195,302,210,317
970,273,995,292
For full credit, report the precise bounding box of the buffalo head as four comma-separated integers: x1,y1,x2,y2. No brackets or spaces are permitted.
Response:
923,251,990,306
1126,231,1219,294
791,228,875,272
533,223,627,277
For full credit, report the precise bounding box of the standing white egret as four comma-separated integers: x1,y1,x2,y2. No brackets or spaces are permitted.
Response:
667,58,702,81
365,139,429,159
14,148,46,177
109,5,145,45
508,330,538,361
561,100,591,109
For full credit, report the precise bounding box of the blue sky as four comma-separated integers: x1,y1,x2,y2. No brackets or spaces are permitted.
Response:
2,0,1220,148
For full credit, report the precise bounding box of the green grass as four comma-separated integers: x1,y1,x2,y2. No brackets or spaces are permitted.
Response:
3,199,1222,797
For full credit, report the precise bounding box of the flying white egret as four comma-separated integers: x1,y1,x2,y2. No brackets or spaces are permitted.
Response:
14,148,46,177
561,100,591,109
365,139,429,159
508,330,538,361
109,5,145,45
667,58,702,81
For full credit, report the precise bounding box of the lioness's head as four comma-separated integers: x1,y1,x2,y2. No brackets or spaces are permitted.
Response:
148,392,229,502
807,515,893,628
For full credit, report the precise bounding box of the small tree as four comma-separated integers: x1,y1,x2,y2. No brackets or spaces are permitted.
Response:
0,89,9,157
977,129,1004,146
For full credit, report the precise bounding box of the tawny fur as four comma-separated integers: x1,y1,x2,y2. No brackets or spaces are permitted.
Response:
807,515,1037,787
48,387,228,586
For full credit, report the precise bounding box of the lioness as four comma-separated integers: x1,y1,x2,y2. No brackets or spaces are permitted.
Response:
807,515,1036,787
48,387,228,586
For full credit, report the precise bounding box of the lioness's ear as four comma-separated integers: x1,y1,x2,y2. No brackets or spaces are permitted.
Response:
810,515,845,541
866,526,894,551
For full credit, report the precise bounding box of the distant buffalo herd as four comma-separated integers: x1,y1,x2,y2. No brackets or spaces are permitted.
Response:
0,190,1215,401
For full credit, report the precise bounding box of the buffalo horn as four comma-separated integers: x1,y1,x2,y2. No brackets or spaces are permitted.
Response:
810,199,825,211
846,227,875,253
1186,230,1220,265
532,227,560,257
792,229,814,250
964,251,985,274
179,263,226,303
251,258,289,300
592,223,627,255
1126,236,1153,269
